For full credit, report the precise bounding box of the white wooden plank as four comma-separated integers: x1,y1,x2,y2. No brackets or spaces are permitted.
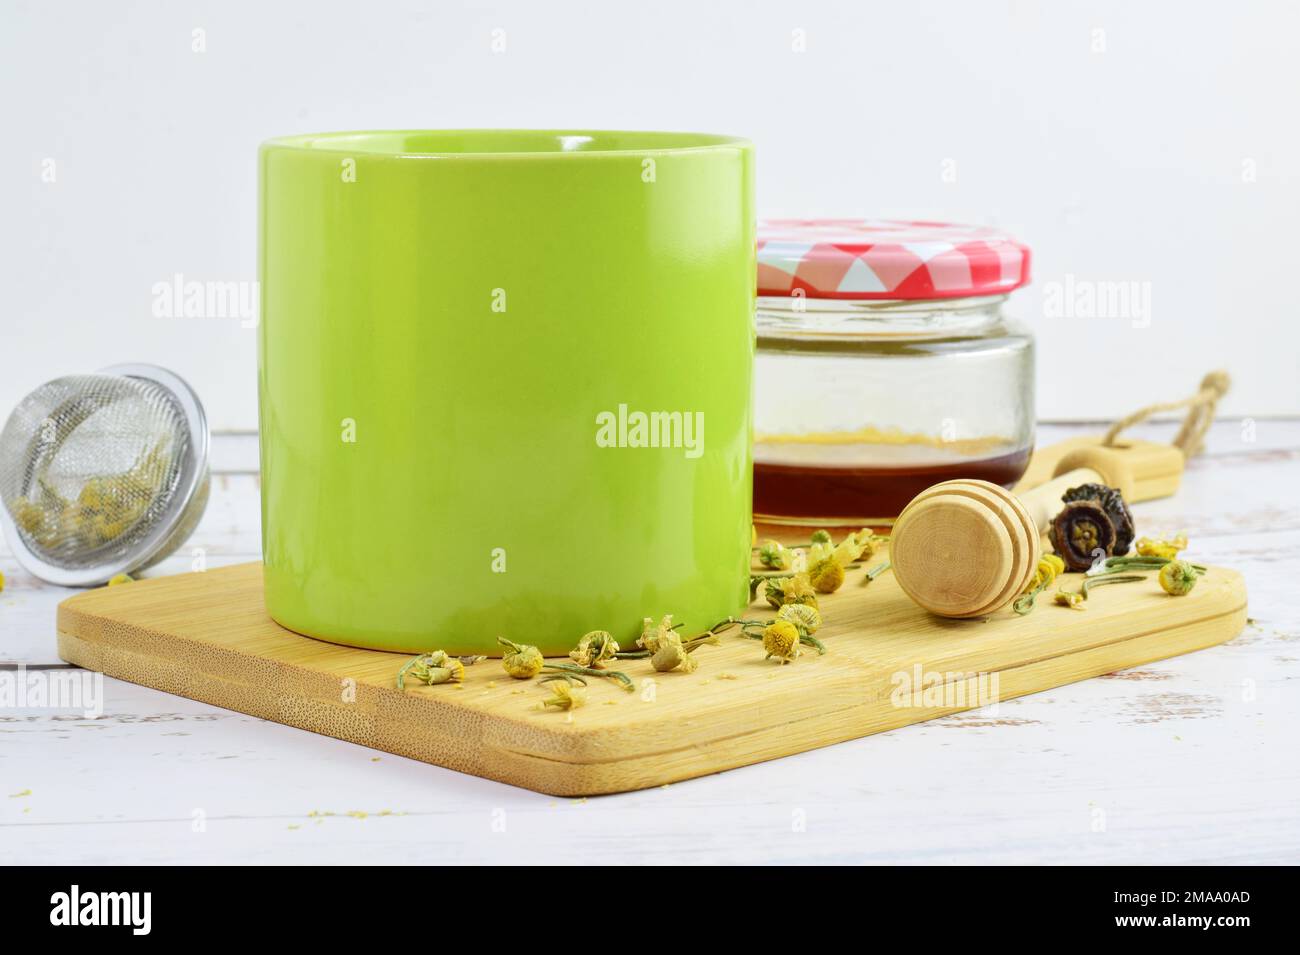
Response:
209,432,260,475
1,653,1295,865
2,419,1298,864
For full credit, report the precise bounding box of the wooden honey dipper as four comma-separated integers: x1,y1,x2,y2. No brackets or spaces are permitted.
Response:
890,442,1184,618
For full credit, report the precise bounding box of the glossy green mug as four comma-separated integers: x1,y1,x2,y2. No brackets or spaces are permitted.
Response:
258,131,755,655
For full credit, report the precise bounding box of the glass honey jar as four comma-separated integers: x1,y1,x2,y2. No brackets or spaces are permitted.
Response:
754,220,1035,527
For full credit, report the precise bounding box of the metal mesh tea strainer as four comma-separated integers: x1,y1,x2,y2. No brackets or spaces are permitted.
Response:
0,364,210,586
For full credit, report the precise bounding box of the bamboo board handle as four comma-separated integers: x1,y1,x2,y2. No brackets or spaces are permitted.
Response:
1016,438,1185,503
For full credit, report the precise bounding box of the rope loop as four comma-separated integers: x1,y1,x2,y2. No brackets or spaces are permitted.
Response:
1101,370,1230,458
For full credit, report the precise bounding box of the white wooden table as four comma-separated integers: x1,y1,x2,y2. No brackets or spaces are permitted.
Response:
3,420,1297,865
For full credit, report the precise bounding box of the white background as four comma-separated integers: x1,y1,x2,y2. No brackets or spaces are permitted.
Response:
3,0,1298,429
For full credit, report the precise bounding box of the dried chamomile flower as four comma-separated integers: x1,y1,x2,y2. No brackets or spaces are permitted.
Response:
1137,535,1189,560
542,679,587,711
809,529,875,569
14,498,47,536
776,602,821,634
762,620,801,663
758,539,793,570
832,539,861,567
1054,590,1086,611
835,528,877,565
764,573,818,611
397,650,466,690
107,573,134,586
739,612,824,655
637,614,678,653
498,637,544,679
1159,559,1198,596
810,529,832,545
651,630,699,674
21,442,175,552
808,557,845,594
770,605,826,654
442,658,467,683
570,630,619,668
1034,554,1065,589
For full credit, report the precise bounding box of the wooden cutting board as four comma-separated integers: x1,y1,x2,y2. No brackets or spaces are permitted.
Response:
57,555,1246,796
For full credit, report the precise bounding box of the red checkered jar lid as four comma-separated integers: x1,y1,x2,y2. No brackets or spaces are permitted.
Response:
757,219,1031,301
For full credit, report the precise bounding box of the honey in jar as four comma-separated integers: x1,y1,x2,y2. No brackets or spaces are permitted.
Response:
753,220,1035,526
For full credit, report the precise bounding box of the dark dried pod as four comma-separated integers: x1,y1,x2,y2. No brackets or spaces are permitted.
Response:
1061,482,1135,555
1050,500,1117,572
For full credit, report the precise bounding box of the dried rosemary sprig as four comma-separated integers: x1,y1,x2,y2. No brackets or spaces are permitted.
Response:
1087,555,1207,577
1013,554,1067,615
617,617,730,671
1054,573,1147,610
542,661,635,692
862,560,892,585
539,672,586,686
618,632,722,659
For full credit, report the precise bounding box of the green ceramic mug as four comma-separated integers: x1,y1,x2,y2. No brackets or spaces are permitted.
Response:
258,130,755,655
